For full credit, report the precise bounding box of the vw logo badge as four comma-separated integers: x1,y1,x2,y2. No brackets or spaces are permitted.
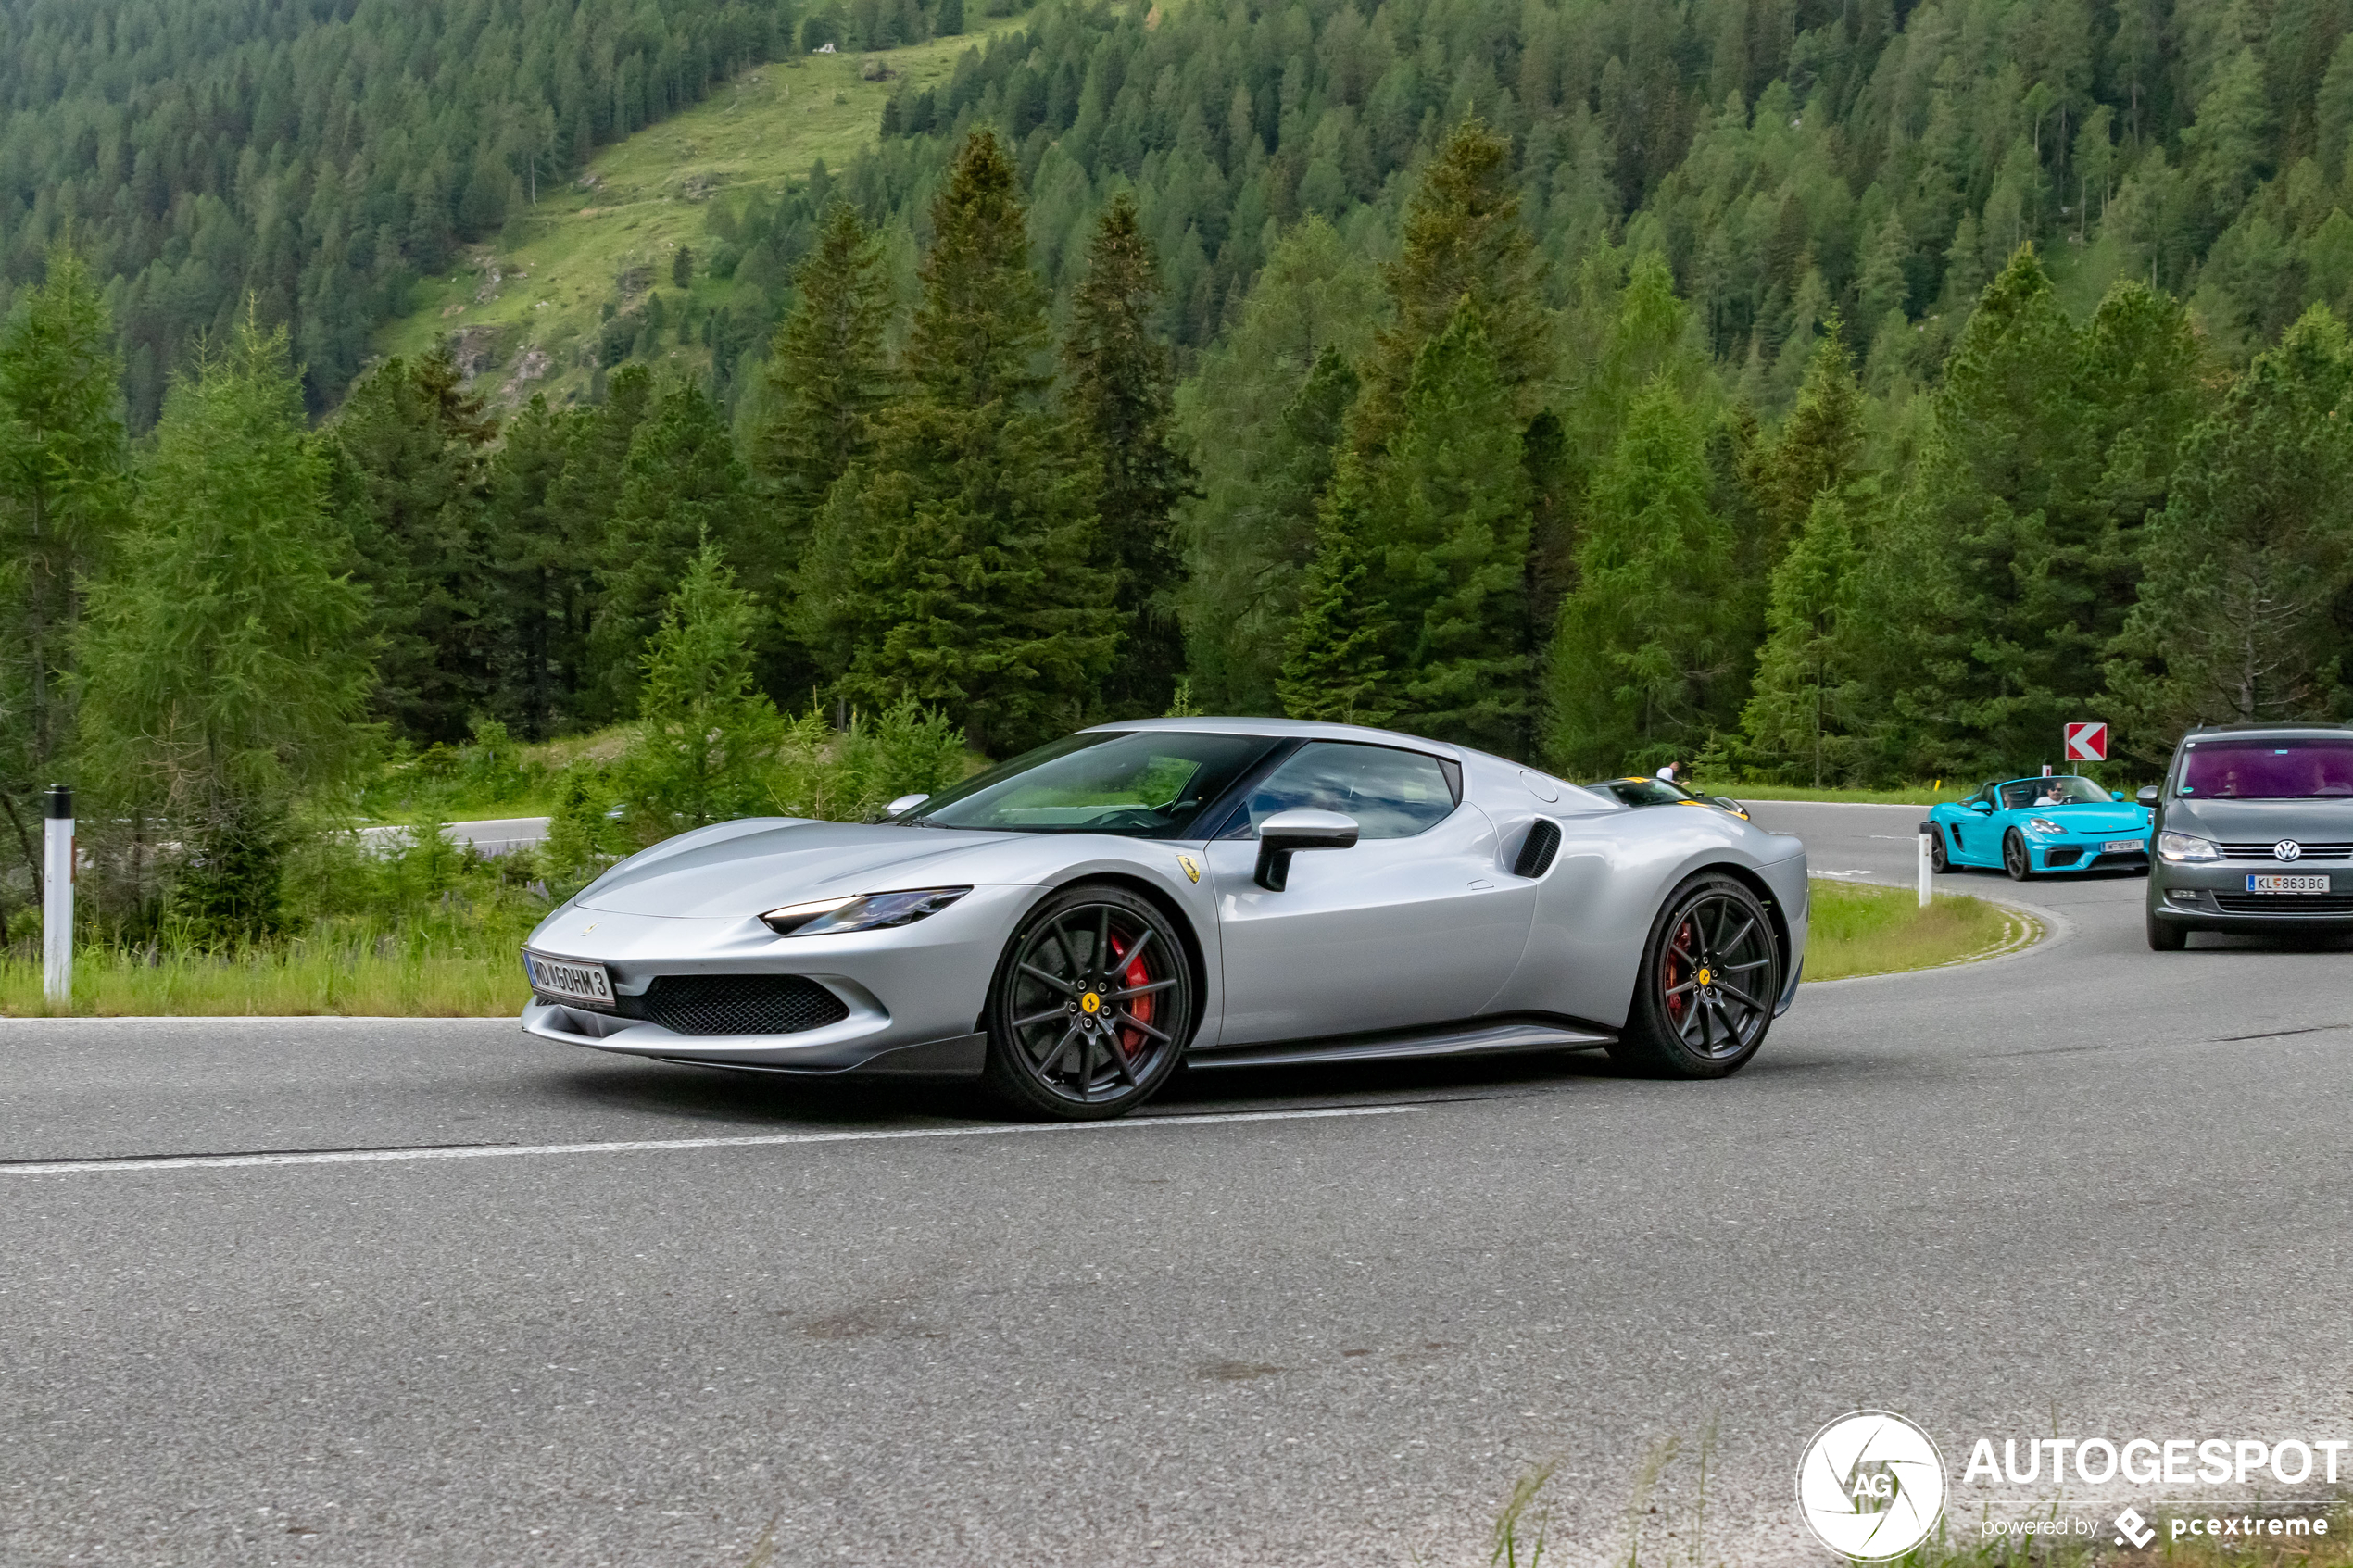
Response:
2275,839,2304,861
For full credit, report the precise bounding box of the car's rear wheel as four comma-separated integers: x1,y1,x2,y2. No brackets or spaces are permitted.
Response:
2145,909,2188,951
1609,872,1781,1079
982,885,1194,1120
2002,829,2032,881
1929,827,1951,872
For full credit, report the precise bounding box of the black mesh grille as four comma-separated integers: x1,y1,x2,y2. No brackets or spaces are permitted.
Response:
2212,895,2353,914
620,974,850,1036
1514,818,1562,879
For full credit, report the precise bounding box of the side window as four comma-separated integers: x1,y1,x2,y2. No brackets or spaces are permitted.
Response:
1237,742,1458,840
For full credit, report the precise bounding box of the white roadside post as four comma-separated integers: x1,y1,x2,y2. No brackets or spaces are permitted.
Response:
42,784,73,1007
1917,821,1933,908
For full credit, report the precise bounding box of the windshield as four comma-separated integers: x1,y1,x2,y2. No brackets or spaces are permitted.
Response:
1998,776,2110,809
1592,777,1693,807
2178,740,2353,800
907,730,1281,836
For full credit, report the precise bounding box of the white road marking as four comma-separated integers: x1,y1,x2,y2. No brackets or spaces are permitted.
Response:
0,1104,1424,1176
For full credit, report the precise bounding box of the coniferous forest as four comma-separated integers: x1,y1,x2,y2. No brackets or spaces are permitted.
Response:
5,0,2353,951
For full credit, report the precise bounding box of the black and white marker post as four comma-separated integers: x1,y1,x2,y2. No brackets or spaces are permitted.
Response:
43,784,71,1006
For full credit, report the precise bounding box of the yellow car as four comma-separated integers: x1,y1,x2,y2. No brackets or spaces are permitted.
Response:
1587,776,1754,822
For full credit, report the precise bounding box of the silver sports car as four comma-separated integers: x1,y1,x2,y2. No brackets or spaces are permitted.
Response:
520,719,1811,1119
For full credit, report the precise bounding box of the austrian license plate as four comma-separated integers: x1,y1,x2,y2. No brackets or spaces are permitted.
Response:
524,952,616,1009
2246,874,2331,894
2103,838,2145,853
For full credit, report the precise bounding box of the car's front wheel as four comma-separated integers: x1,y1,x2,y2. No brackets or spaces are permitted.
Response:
1609,872,1781,1079
2146,909,2188,951
982,885,1195,1120
2002,829,2032,881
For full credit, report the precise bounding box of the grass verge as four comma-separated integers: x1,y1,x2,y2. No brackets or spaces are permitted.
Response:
1899,1500,2353,1568
1805,876,2033,981
0,926,530,1018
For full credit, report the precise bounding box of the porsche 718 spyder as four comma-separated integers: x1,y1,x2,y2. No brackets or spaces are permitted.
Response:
1923,774,2152,881
520,719,1811,1119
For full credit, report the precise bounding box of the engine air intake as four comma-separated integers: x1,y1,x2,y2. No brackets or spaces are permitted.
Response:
1514,818,1562,879
622,974,851,1036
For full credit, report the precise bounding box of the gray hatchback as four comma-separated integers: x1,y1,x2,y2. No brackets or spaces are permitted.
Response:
2145,723,2353,949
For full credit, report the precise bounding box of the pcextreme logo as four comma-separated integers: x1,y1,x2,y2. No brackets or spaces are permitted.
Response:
1798,1410,1948,1560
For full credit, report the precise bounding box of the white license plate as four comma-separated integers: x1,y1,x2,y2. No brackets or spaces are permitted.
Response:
2103,838,2145,853
2246,874,2331,894
525,952,615,1009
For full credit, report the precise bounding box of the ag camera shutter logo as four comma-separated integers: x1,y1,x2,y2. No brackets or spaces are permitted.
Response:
1798,1411,1947,1560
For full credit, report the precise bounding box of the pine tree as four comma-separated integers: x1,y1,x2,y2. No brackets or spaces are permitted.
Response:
1062,191,1194,717
1742,488,1873,784
614,542,786,841
749,201,893,534
1277,499,1398,725
2104,307,2353,750
0,243,127,901
77,313,372,943
1544,379,1739,775
1758,317,1866,554
481,395,593,739
1176,218,1385,714
1351,118,1552,456
325,346,497,742
589,381,756,718
1361,300,1533,752
1873,245,2106,774
805,131,1117,755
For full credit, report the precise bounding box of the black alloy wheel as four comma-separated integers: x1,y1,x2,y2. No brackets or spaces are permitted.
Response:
1610,872,1781,1079
982,885,1194,1120
2002,828,2032,881
1929,827,1951,873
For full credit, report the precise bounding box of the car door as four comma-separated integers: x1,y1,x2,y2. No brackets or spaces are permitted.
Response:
1202,741,1536,1046
1948,784,1998,864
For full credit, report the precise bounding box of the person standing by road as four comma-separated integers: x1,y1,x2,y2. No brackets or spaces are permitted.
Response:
1655,759,1682,785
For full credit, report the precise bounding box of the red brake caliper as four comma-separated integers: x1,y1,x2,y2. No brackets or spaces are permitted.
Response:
1110,936,1152,1056
1664,919,1692,1025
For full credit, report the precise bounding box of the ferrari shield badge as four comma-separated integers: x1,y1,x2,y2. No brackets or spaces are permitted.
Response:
1176,853,1202,884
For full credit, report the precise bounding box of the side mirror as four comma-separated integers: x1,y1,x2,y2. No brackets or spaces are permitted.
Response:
1253,809,1359,891
2135,785,2158,806
885,793,930,817
1969,800,1993,813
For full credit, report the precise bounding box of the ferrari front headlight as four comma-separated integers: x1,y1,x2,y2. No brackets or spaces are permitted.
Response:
761,887,971,936
2025,817,2064,835
2156,831,2221,862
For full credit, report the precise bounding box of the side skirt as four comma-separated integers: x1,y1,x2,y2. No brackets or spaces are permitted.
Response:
1185,1016,1616,1072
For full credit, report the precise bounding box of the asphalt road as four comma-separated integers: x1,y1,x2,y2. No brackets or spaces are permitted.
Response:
4,802,2350,1567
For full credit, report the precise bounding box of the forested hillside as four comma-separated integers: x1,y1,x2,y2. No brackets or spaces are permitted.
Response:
5,0,2353,954
0,0,867,422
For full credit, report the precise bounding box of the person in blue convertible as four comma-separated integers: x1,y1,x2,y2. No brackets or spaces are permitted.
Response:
1925,774,2154,881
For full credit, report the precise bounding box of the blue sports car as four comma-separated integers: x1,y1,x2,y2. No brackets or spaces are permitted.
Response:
1925,775,2153,881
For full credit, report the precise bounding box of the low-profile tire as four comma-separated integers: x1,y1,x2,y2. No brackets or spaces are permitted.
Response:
2145,909,2188,951
2002,829,2032,881
981,884,1195,1121
1929,827,1951,873
1608,872,1782,1080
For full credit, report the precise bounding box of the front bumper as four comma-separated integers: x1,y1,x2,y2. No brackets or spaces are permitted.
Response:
517,884,1040,1073
2025,834,2148,872
2150,859,2353,926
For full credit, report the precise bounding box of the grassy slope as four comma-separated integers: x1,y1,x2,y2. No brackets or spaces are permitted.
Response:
374,15,1033,408
1803,876,2031,981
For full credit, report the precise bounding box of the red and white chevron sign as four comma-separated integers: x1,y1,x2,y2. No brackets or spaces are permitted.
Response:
2064,721,2108,761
